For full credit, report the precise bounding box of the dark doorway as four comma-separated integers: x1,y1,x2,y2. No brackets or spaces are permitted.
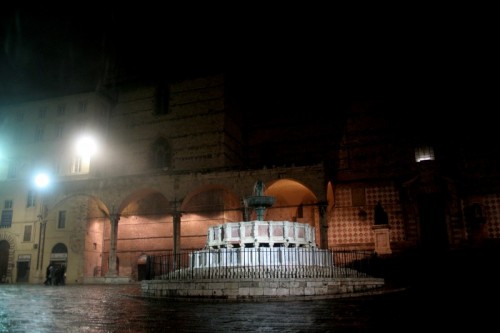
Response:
0,240,10,283
418,193,449,251
16,261,30,282
137,254,150,281
50,243,68,285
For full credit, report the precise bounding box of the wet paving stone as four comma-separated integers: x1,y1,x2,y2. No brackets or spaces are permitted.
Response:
0,283,494,332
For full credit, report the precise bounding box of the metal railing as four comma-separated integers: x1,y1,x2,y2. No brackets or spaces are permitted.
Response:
145,248,376,280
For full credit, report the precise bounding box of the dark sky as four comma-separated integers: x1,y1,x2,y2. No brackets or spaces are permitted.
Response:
0,6,496,130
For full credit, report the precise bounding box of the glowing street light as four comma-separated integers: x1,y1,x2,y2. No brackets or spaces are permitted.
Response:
35,173,50,189
75,135,98,157
74,135,98,175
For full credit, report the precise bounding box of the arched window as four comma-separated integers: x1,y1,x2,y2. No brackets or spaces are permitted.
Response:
154,83,170,115
151,137,172,170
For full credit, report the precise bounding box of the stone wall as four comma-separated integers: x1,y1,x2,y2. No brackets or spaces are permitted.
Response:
141,277,385,300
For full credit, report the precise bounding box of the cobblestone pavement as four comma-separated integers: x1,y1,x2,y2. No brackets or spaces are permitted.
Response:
0,282,494,332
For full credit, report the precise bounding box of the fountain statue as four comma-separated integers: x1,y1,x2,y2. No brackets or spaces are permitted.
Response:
243,180,275,221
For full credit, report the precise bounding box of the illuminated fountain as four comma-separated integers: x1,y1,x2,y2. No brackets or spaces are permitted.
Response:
141,180,385,299
205,180,317,249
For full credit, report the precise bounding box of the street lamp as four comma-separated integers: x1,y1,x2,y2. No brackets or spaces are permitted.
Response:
75,135,98,157
34,171,50,275
75,134,98,174
35,173,50,189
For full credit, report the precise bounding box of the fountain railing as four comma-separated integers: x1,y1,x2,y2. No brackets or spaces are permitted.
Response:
147,248,375,280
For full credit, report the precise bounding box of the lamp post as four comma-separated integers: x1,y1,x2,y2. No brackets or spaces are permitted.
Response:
34,172,50,277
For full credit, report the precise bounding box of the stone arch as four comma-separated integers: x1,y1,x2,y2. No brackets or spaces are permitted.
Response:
51,192,109,220
99,188,171,279
48,242,68,285
181,184,242,217
117,188,171,217
265,178,318,221
180,184,242,250
265,179,320,245
0,232,16,283
48,193,109,281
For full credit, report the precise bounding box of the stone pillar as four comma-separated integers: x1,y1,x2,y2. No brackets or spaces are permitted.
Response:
318,201,328,249
106,213,120,277
372,225,392,255
36,219,46,271
39,221,47,272
173,211,182,268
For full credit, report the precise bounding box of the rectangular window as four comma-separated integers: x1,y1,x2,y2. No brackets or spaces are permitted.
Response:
57,104,66,116
72,156,82,173
55,161,61,175
39,107,47,118
58,211,66,229
55,124,64,139
351,187,366,206
154,84,170,115
0,210,13,228
35,126,44,141
297,204,303,218
78,101,87,113
7,163,16,179
14,126,24,143
4,200,13,209
27,190,36,208
23,225,32,241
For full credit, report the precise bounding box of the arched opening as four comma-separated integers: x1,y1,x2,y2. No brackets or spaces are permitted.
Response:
49,243,68,285
181,185,242,250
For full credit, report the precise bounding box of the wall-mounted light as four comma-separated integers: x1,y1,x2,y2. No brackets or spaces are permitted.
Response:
415,145,435,162
75,135,98,157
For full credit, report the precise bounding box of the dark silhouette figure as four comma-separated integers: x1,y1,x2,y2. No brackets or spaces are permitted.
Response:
57,264,66,285
53,266,60,285
374,202,389,225
44,265,54,285
44,265,49,285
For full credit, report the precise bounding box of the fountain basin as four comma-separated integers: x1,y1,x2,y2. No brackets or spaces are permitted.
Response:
244,195,276,208
206,220,316,249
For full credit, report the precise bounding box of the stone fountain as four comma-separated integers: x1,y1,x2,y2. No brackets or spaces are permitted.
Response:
141,180,385,300
205,180,316,249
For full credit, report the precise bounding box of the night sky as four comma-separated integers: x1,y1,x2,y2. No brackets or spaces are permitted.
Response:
0,6,496,137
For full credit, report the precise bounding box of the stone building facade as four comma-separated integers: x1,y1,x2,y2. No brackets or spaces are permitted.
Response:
0,73,498,284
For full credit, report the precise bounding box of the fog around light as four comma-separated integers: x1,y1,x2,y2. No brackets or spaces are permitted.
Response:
35,173,50,189
76,136,97,156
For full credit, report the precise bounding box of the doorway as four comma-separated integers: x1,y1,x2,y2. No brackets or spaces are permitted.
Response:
137,254,150,281
0,240,10,283
16,259,30,282
418,193,449,251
